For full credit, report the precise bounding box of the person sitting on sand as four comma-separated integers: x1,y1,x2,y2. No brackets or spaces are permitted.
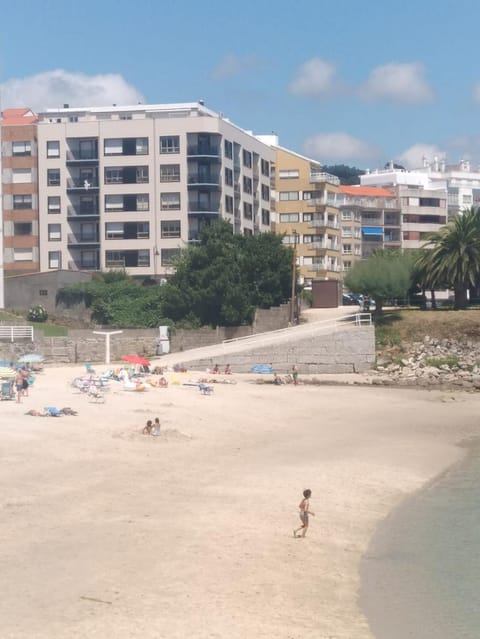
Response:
294,489,315,538
212,364,220,374
142,420,153,435
224,364,232,375
153,417,161,436
273,373,283,385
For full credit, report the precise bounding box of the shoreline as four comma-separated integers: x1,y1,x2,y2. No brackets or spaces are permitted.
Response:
0,365,478,638
359,435,480,638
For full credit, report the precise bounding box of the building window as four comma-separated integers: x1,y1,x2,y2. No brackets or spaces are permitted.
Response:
342,210,352,220
160,192,180,210
278,169,300,179
105,250,150,267
303,213,313,222
14,222,32,236
261,209,270,225
13,194,32,209
14,248,33,261
48,224,62,241
261,184,270,201
282,235,298,244
343,261,352,271
12,141,31,156
12,168,32,184
104,166,149,184
225,195,233,214
47,169,61,186
48,196,61,213
104,137,148,155
243,202,253,220
343,244,352,255
161,248,181,266
342,227,352,238
242,150,252,168
161,220,181,238
243,176,252,194
48,251,62,269
47,140,60,158
419,197,441,207
225,168,233,187
261,159,270,177
160,136,180,154
160,164,180,182
279,213,299,223
224,140,233,159
39,290,48,296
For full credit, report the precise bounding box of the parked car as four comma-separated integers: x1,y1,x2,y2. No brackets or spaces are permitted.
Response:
342,294,360,306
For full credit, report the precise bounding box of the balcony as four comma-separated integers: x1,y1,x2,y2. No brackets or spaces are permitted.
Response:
310,172,340,186
187,145,221,159
309,219,339,229
67,205,99,218
188,201,220,216
310,241,339,250
68,258,100,271
309,263,341,272
67,178,99,191
67,233,100,246
66,150,99,164
187,174,221,187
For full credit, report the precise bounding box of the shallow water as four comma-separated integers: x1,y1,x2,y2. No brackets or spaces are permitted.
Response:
360,443,480,639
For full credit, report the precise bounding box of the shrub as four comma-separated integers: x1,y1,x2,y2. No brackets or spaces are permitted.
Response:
27,305,48,323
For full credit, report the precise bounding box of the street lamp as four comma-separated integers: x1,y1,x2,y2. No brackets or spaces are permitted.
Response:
290,230,299,324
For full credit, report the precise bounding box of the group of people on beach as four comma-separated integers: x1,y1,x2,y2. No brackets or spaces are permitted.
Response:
142,417,161,436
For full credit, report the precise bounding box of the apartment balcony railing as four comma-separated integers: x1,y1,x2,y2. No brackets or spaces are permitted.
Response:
67,178,99,190
187,174,221,186
67,205,99,218
187,145,221,159
66,150,99,162
310,172,340,186
310,241,339,250
308,263,341,272
68,259,100,271
67,233,100,245
188,202,220,215
309,219,340,229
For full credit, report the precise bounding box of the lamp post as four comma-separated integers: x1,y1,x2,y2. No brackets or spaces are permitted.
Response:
290,230,299,325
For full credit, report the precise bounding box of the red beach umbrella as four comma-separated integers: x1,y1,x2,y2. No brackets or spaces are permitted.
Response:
121,354,150,367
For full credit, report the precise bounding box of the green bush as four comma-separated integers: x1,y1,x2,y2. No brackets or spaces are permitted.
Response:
27,305,48,323
424,355,460,368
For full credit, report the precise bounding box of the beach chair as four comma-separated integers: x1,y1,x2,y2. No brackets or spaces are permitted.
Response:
1,381,14,400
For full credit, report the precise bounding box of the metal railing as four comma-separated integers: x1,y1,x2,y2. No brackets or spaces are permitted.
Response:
0,326,34,342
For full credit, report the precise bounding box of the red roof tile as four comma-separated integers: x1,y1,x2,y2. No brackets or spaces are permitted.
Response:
339,185,395,197
1,108,38,125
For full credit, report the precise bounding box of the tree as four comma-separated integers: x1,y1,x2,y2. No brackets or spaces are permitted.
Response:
162,220,292,326
344,250,414,315
415,207,480,310
322,164,364,185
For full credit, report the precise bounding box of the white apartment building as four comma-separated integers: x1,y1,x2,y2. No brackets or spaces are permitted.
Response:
36,102,274,277
360,167,448,249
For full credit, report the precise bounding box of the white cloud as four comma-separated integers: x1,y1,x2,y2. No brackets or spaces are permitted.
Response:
0,70,145,111
303,132,380,164
289,57,337,97
360,62,434,104
212,54,264,80
397,143,446,169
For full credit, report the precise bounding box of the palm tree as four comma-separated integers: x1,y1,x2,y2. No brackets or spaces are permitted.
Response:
415,207,480,309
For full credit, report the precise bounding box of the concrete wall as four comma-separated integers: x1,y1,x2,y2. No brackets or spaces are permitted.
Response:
163,326,375,374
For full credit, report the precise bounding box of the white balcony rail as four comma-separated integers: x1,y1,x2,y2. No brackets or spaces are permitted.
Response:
0,326,34,342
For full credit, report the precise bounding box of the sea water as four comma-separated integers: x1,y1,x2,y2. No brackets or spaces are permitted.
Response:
359,443,480,639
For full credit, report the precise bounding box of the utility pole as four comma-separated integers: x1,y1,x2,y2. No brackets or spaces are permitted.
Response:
289,230,298,324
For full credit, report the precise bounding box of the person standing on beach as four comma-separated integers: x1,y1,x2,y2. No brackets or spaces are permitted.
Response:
15,371,23,403
291,365,298,386
294,489,315,538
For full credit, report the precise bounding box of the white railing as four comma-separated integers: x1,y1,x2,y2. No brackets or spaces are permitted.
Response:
0,326,34,342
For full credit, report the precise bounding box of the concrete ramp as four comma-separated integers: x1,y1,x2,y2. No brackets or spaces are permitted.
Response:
154,313,375,374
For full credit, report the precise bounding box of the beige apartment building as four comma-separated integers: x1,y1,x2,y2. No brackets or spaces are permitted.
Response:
266,144,341,288
36,102,274,277
1,108,39,275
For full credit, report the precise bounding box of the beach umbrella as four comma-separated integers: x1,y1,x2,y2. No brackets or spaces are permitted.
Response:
121,354,150,367
0,366,16,378
18,353,44,364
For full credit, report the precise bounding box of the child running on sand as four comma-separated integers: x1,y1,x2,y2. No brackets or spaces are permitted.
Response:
293,489,315,538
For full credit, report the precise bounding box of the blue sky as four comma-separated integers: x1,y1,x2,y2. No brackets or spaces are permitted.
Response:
2,0,480,169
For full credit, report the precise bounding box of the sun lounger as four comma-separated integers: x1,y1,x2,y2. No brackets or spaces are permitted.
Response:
198,383,214,395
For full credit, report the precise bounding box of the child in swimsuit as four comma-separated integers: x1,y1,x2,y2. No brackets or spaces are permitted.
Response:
293,489,315,538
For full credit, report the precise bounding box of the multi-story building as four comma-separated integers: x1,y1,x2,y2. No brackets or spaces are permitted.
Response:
360,169,447,250
337,185,401,271
259,139,341,288
1,108,39,275
35,102,274,277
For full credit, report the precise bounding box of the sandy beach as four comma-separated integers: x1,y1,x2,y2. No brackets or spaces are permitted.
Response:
1,364,479,639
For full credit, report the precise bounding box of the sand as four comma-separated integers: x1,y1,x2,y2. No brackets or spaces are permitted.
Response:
0,364,479,639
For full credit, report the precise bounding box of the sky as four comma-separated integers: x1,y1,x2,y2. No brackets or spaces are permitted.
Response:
2,0,480,170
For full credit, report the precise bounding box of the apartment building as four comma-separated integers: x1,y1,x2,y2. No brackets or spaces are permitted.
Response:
36,102,274,277
260,140,341,287
337,186,401,271
1,108,39,275
360,169,447,250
